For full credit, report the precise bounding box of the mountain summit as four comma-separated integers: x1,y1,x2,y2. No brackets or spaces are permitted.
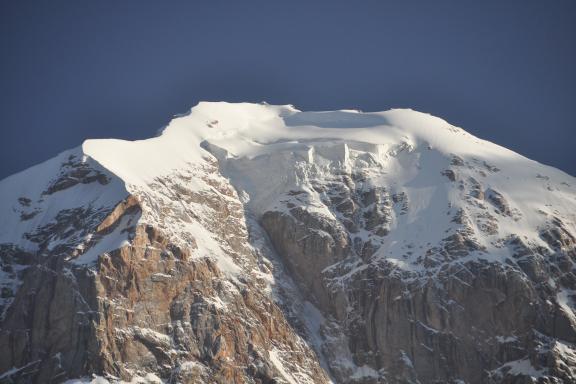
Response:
1,102,575,383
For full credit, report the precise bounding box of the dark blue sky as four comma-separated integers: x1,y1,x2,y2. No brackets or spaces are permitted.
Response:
1,0,575,178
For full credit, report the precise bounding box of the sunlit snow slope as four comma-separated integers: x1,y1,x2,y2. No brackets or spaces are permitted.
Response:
4,102,573,270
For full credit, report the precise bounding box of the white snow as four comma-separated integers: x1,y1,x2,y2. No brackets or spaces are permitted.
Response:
557,289,576,323
62,373,163,384
496,335,518,343
349,365,380,380
63,378,112,384
268,348,299,384
0,148,129,253
496,358,546,378
71,215,135,265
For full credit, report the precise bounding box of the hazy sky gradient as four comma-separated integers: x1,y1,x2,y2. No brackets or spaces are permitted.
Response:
1,0,575,178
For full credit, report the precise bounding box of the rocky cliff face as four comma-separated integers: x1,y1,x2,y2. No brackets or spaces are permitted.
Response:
0,102,575,383
0,154,330,384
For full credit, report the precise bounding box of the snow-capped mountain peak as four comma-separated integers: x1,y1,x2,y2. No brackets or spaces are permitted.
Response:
1,102,575,383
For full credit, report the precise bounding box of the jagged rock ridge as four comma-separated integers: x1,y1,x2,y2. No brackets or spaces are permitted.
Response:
0,102,575,383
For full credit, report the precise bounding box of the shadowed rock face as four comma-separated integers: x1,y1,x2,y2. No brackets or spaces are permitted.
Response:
0,225,328,384
259,170,576,384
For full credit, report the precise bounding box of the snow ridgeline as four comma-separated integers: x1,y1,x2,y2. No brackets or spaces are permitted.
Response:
0,101,575,275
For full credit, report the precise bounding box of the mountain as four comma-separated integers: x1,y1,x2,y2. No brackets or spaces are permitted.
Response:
0,102,575,384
